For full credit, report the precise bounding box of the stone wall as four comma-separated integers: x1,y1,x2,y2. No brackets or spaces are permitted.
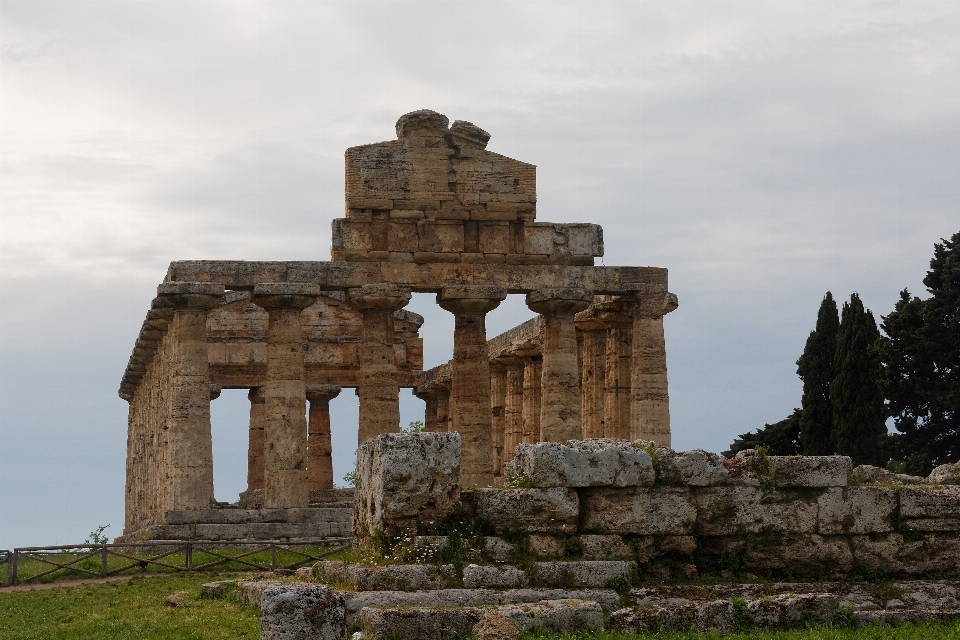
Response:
355,434,960,578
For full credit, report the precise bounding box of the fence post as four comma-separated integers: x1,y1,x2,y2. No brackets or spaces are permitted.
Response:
101,545,108,577
8,549,18,586
186,543,193,571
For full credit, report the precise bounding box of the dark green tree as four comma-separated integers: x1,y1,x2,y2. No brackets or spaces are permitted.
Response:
796,292,839,455
879,232,960,474
724,409,802,457
831,293,887,466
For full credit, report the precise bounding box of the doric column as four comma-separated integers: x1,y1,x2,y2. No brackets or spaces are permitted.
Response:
526,288,593,442
416,388,440,432
629,288,679,445
501,362,523,468
490,365,507,483
156,281,224,511
437,386,451,432
252,282,321,509
575,321,607,440
348,284,412,443
306,384,341,493
521,357,542,444
605,324,633,440
246,387,265,492
437,285,507,488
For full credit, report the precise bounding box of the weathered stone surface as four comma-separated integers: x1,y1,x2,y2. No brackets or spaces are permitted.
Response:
745,534,853,577
695,486,818,535
484,537,516,562
294,567,314,582
497,599,604,633
654,447,730,486
260,584,346,640
853,464,926,485
510,439,654,488
747,593,839,629
580,534,635,560
527,534,566,558
318,562,458,591
900,485,960,518
581,487,696,535
851,533,960,575
929,461,960,485
817,486,896,534
472,611,519,640
200,582,225,598
771,456,850,487
463,564,527,589
533,560,636,588
354,432,461,537
695,600,735,634
361,606,484,640
237,580,278,607
472,488,579,534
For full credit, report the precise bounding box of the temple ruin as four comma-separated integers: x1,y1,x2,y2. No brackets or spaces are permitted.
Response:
118,109,678,541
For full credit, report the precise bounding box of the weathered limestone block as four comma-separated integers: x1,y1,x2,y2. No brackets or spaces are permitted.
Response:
817,487,897,534
580,535,635,560
484,537,517,562
853,464,926,485
695,486,818,535
361,606,484,640
527,534,566,558
472,488,579,534
472,611,519,640
533,561,636,588
238,580,279,607
581,487,696,535
510,439,654,488
463,564,528,589
851,533,960,575
497,599,604,634
260,584,346,640
654,447,730,486
745,534,853,577
771,456,851,487
354,432,461,537
609,604,698,633
747,593,840,630
352,564,459,591
900,485,960,519
929,461,960,485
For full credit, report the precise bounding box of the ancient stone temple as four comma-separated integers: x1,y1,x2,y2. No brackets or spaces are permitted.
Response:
118,109,677,541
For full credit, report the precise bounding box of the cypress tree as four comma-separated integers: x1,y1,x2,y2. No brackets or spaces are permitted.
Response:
879,232,960,474
796,292,839,455
832,293,887,466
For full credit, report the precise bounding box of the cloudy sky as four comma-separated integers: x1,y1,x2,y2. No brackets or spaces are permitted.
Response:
1,0,957,548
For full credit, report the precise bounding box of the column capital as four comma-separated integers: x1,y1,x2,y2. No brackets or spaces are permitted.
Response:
156,282,225,309
437,285,506,314
347,284,411,311
209,384,222,401
305,384,342,403
252,283,322,311
634,291,679,318
248,387,265,404
526,287,593,316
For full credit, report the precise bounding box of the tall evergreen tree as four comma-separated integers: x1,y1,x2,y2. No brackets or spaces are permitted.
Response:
796,292,839,455
831,293,887,466
879,232,960,474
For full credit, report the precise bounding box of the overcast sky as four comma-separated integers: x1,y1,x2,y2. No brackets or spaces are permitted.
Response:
1,1,957,548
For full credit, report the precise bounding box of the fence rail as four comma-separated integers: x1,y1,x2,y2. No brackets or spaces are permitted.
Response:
3,539,350,587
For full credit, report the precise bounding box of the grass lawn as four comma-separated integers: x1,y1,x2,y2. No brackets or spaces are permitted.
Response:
2,574,959,639
0,573,260,639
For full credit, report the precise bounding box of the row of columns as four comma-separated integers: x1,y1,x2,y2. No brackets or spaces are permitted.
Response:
153,281,674,513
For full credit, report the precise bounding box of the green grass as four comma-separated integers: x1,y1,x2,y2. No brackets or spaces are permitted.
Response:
519,626,960,639
0,573,260,639
3,545,337,585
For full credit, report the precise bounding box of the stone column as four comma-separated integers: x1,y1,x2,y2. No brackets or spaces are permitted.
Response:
246,387,266,492
306,384,340,493
521,357,542,444
503,362,524,468
437,285,507,488
156,281,224,511
252,282,321,509
576,323,607,439
416,388,440,432
605,324,633,440
490,365,507,483
348,284,412,443
437,387,451,432
630,289,679,445
526,288,593,442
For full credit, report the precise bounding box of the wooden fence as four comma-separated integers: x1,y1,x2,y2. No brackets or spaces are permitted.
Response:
3,539,350,587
